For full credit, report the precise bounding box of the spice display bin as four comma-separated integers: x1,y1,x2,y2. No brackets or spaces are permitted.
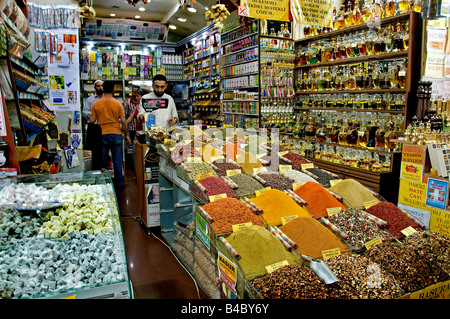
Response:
0,170,132,299
188,179,238,203
194,203,267,257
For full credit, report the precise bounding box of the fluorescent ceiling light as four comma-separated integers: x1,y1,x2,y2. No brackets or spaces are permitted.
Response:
169,25,177,30
110,13,116,17
138,7,146,11
135,15,141,19
187,7,197,13
177,17,187,22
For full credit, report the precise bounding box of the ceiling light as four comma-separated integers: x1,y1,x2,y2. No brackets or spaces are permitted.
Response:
138,7,146,11
177,17,187,22
110,13,116,17
187,7,197,13
135,15,141,19
169,25,177,30
205,7,209,10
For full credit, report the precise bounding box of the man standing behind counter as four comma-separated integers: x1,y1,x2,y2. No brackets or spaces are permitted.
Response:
83,80,103,169
90,81,130,189
137,74,178,130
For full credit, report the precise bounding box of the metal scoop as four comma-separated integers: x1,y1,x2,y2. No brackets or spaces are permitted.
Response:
301,254,339,285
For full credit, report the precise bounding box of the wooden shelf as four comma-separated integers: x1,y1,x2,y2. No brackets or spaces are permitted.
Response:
295,12,415,43
295,88,406,94
295,50,409,69
294,107,405,113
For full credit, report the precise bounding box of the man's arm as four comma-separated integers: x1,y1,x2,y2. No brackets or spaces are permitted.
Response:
167,97,178,125
120,115,131,144
90,106,97,124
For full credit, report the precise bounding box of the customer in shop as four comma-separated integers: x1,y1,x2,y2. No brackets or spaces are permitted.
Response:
125,85,142,144
137,74,178,130
90,81,131,189
83,80,103,170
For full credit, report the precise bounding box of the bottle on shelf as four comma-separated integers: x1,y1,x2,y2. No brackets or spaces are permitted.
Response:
392,23,405,52
361,0,374,22
397,0,411,13
403,21,410,50
385,0,397,17
353,0,363,25
338,5,348,29
345,0,355,27
372,0,385,20
412,0,421,12
398,59,407,89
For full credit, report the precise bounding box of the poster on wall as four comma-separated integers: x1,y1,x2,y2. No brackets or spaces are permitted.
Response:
426,178,449,210
48,29,80,112
239,0,290,21
290,0,333,27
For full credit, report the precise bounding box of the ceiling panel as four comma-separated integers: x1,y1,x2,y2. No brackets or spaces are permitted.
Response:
91,0,232,39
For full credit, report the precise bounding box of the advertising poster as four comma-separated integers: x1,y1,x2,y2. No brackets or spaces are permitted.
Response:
426,178,449,210
239,0,290,21
48,29,80,112
400,162,424,182
291,0,333,27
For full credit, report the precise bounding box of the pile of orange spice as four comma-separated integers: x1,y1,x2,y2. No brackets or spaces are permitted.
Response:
201,197,264,234
294,182,347,218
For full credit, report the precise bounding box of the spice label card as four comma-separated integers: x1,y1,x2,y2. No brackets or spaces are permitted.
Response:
265,260,289,274
281,215,298,225
400,226,418,238
209,193,227,202
364,237,382,250
231,222,252,233
301,163,314,169
322,248,341,260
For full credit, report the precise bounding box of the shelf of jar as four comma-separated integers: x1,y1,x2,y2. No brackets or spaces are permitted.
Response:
294,50,409,69
307,157,391,175
221,32,259,47
278,134,401,155
222,111,259,116
260,34,294,41
295,12,415,43
294,107,405,114
295,88,406,95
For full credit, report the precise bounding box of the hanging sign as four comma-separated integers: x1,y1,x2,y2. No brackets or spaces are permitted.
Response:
239,0,290,21
290,0,333,28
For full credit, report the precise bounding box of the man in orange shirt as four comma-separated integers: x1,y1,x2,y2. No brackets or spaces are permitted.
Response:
90,81,130,189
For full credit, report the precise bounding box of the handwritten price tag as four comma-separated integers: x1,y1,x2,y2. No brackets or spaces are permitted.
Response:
322,248,341,260
301,163,314,169
279,165,292,171
401,226,418,237
209,193,227,202
364,200,379,210
265,260,289,273
226,169,241,177
292,183,305,190
232,222,252,232
365,237,382,250
326,207,342,216
281,215,298,225
197,172,213,180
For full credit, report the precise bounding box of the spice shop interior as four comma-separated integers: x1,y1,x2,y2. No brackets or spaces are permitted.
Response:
0,0,450,301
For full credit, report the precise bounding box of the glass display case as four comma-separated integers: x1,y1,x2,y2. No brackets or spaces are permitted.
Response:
0,170,132,299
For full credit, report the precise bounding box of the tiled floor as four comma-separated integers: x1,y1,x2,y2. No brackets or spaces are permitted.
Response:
116,160,208,299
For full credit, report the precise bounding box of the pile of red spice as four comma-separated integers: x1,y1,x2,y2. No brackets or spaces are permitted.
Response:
365,202,422,238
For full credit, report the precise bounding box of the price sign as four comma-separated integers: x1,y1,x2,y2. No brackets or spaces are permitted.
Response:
301,163,314,169
364,200,379,210
232,222,252,232
226,169,241,177
265,260,289,273
326,207,342,216
292,183,305,190
322,248,341,260
329,179,343,187
281,215,298,225
279,165,292,171
365,237,382,250
401,226,418,237
255,187,271,196
197,172,213,180
209,193,227,202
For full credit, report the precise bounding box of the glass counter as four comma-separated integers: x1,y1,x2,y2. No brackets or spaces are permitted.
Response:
0,170,132,299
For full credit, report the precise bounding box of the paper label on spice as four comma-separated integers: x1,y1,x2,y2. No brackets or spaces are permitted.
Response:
301,163,315,169
232,222,252,232
410,279,450,299
197,172,213,180
253,167,268,174
150,126,162,130
278,151,288,156
209,193,227,202
226,169,241,177
292,183,305,190
401,226,418,237
163,139,172,144
255,187,271,196
364,200,379,210
279,165,292,171
326,207,342,217
281,215,298,225
365,237,382,250
322,248,341,260
265,260,289,274
329,179,343,187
